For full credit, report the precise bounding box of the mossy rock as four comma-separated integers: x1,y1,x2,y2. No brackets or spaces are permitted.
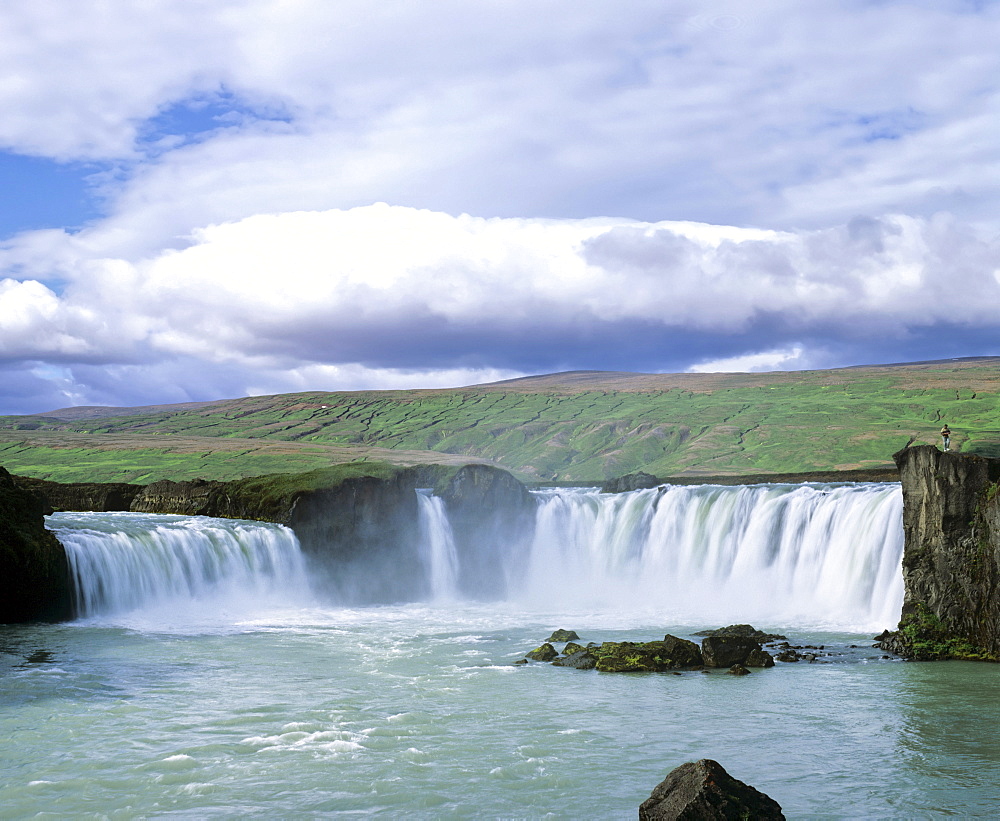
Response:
897,604,999,661
563,642,586,656
525,643,559,662
594,636,702,673
546,629,580,642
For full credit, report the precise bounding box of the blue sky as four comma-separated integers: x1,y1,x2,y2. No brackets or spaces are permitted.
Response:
2,0,1000,414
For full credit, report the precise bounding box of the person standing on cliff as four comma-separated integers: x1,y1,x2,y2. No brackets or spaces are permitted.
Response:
941,424,952,451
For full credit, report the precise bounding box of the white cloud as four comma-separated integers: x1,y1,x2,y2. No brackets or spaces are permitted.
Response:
2,206,998,398
688,346,807,374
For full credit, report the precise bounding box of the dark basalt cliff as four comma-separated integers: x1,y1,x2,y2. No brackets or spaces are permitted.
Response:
882,445,1000,660
13,476,144,513
0,467,71,622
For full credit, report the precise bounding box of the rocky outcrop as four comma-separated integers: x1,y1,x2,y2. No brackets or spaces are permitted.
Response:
882,445,1000,660
0,467,71,622
694,624,787,643
639,759,784,820
600,471,661,493
439,464,537,599
13,476,142,513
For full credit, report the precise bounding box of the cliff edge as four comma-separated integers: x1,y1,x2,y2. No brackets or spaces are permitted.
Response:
883,445,1000,660
0,467,71,622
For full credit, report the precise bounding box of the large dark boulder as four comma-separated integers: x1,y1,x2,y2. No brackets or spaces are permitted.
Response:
639,759,784,820
700,636,762,668
0,467,71,622
885,446,1000,659
439,464,536,599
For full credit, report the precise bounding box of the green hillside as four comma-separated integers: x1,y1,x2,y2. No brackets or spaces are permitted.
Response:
3,358,999,483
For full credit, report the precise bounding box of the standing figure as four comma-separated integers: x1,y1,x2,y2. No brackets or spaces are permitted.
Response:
940,424,951,452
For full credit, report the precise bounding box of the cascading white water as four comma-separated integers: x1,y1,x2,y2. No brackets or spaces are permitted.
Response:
50,482,904,630
416,490,460,600
518,483,905,630
50,512,310,618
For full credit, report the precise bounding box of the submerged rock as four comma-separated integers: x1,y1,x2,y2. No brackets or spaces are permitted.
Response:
639,759,784,820
727,664,751,676
546,629,580,642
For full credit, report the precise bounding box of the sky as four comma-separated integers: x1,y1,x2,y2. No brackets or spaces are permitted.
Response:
2,1,1000,415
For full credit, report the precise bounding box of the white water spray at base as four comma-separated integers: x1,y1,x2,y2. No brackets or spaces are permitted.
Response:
51,512,309,619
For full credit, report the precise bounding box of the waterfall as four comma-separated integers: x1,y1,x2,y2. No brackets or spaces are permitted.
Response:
51,512,310,618
417,490,459,600
49,482,905,631
518,483,904,630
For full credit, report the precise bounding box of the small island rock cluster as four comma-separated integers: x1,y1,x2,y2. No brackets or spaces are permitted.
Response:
520,625,785,673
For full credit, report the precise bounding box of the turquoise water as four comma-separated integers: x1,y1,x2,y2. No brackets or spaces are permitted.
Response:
3,605,1000,819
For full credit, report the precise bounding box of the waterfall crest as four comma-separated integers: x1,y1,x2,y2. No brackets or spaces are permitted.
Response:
51,512,309,618
520,483,904,629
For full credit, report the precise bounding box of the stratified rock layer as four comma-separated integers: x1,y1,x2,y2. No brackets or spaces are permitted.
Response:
639,758,784,820
0,467,71,622
887,445,1000,659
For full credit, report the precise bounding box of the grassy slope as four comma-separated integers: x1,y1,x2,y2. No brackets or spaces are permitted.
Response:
2,358,999,483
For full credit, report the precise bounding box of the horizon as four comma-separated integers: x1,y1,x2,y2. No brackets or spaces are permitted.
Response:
10,354,1000,418
2,3,1000,415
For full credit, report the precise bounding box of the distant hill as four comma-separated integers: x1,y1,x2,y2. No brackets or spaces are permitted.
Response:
3,357,1000,483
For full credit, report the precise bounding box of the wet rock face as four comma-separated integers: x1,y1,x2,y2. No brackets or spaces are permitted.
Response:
890,445,1000,658
289,473,428,605
639,758,784,820
700,636,762,668
439,464,537,600
0,467,71,622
